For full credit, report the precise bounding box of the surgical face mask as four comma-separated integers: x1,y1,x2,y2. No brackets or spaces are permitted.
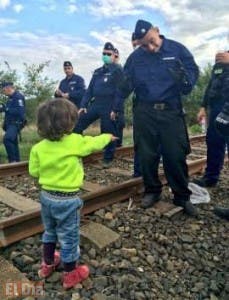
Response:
102,54,112,64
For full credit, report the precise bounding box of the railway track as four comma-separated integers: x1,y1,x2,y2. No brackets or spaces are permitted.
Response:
0,135,207,248
0,134,206,177
1,135,228,300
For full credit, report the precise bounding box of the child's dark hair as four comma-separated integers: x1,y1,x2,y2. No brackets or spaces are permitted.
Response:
37,98,78,141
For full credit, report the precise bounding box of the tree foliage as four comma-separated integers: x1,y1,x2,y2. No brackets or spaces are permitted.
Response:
183,64,212,125
0,61,57,122
23,61,56,103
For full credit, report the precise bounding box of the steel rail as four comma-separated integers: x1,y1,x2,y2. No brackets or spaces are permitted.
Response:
0,135,205,178
0,158,206,248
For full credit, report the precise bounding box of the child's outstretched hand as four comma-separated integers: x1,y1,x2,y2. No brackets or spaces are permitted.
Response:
110,135,119,142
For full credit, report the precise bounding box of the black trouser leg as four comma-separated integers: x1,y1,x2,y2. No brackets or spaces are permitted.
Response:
134,104,191,201
134,105,162,194
158,110,191,202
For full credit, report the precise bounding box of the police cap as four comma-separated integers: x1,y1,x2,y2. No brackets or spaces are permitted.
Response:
63,61,72,67
131,32,136,42
1,82,13,88
134,19,153,39
103,42,115,51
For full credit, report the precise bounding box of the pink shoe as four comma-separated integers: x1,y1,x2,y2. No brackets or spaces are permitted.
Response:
63,265,90,289
38,251,61,278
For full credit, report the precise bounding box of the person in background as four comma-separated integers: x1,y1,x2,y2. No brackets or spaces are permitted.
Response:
75,42,122,168
118,19,199,216
114,48,125,147
194,50,229,187
0,82,26,163
130,33,142,177
131,32,139,49
214,93,229,221
29,98,116,289
55,61,85,108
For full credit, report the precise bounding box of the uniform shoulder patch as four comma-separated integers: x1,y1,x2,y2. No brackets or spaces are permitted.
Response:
18,99,24,107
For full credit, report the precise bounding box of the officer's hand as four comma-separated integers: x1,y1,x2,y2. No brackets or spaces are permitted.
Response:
55,89,63,96
0,103,5,113
78,108,87,115
62,93,69,99
169,60,187,83
110,111,116,121
215,103,229,137
110,135,119,142
197,107,206,123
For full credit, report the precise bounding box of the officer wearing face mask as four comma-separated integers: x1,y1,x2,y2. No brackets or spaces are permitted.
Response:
75,42,121,167
118,19,199,216
131,32,139,50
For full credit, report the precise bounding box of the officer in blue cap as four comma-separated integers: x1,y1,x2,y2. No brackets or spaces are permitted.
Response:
194,50,229,187
118,19,199,216
131,32,139,50
55,61,86,108
0,82,26,162
74,42,121,167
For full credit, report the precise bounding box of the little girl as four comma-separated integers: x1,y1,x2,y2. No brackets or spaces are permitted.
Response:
29,98,116,289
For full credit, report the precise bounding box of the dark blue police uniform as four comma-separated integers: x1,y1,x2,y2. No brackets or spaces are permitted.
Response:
75,63,121,162
200,62,229,184
2,90,26,162
115,106,125,147
120,20,199,209
55,73,85,108
115,85,125,147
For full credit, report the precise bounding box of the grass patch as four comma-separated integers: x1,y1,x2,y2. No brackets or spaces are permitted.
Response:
0,125,134,163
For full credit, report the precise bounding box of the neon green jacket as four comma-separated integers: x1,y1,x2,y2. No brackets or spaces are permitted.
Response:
29,133,111,192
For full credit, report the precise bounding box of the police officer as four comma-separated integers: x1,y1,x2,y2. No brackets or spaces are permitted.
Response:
131,32,139,50
119,19,199,216
214,98,229,221
131,31,161,178
131,32,143,177
55,61,85,108
75,42,121,167
0,82,26,163
194,50,229,187
113,48,125,147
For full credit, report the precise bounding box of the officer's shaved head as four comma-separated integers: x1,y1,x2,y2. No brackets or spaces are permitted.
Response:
139,27,162,53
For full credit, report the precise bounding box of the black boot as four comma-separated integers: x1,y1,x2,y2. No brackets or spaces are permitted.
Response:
193,177,217,187
214,207,229,221
174,200,198,217
141,193,161,209
183,201,198,217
